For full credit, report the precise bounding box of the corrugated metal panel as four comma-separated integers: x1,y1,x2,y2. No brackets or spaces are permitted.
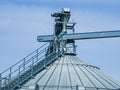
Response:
19,55,120,90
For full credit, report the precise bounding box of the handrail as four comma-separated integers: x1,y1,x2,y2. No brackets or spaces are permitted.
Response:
0,42,48,75
0,42,49,89
0,42,70,90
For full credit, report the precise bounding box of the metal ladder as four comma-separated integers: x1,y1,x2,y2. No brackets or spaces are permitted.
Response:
0,43,62,90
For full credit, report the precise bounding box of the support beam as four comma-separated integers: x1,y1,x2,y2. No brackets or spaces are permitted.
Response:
37,30,120,42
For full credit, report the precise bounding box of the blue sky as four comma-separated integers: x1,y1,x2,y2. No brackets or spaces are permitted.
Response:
0,0,120,80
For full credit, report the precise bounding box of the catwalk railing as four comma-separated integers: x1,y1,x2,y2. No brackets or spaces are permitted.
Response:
0,43,62,90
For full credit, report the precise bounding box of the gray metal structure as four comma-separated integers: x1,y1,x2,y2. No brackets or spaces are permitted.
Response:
19,54,120,90
0,8,120,90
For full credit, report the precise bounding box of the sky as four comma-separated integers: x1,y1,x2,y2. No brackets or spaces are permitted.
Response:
0,0,120,81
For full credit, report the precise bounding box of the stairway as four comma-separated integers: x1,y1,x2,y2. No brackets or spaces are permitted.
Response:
0,43,62,90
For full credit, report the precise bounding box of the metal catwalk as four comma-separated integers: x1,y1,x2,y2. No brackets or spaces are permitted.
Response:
1,8,120,90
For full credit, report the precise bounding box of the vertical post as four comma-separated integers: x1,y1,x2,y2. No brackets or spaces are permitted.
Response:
9,67,12,80
63,20,66,32
0,74,1,90
4,77,7,89
23,58,25,72
44,48,47,68
73,27,75,34
31,58,34,78
61,38,64,54
73,41,76,54
76,85,79,90
53,18,57,54
73,27,76,54
36,49,39,65
8,67,12,88
18,66,20,87
54,37,57,53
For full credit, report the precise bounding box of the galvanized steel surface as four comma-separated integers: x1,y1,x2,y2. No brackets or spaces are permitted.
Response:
20,55,120,90
37,30,120,42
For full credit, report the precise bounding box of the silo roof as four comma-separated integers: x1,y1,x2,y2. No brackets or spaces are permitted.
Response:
20,54,120,90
